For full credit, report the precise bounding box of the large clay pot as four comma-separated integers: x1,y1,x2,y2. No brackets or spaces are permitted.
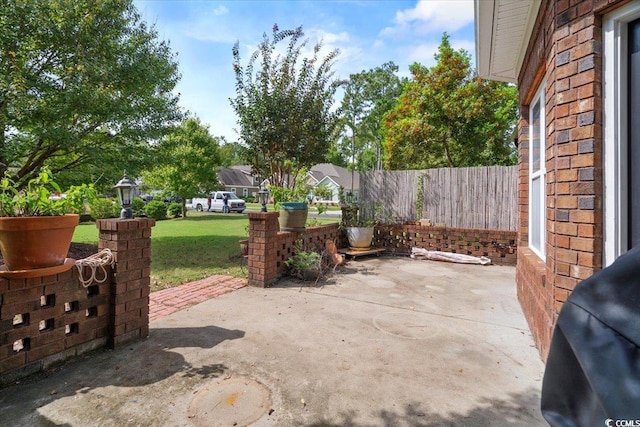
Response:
279,202,308,232
346,226,374,250
0,214,79,271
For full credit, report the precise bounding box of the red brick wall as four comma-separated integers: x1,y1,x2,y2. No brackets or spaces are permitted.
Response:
0,218,154,382
247,212,517,287
247,212,342,287
374,225,517,266
516,0,625,360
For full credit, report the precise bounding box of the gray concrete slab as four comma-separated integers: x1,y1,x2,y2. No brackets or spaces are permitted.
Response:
0,256,546,426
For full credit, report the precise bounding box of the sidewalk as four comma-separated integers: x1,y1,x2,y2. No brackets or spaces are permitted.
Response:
150,275,247,321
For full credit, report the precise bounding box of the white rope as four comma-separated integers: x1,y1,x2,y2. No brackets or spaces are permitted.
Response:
75,248,115,287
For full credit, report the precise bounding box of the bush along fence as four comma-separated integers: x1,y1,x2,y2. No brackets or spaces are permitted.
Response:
0,218,154,384
247,212,517,288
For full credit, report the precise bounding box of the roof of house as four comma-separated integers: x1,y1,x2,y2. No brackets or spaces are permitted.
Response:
474,0,541,83
217,167,256,188
308,163,359,191
219,163,359,190
229,165,252,174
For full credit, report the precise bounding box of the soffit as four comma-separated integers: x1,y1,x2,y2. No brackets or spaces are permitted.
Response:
475,0,541,83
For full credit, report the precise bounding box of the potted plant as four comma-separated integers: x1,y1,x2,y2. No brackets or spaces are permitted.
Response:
239,225,249,257
269,184,310,232
339,190,379,250
0,168,96,275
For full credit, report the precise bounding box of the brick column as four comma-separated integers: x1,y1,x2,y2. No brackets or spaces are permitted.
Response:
97,218,155,348
247,212,280,287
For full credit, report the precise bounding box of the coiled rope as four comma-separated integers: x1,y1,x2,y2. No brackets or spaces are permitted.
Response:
75,248,115,288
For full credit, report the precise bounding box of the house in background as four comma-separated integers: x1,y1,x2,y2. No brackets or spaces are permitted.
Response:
217,165,262,198
307,163,360,203
475,0,640,359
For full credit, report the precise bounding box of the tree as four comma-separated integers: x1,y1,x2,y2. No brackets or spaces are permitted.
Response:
142,118,221,218
383,34,518,169
0,0,183,190
339,62,404,172
230,24,343,190
218,140,248,168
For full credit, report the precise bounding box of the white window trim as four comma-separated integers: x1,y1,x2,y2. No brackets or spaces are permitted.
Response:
529,84,546,260
603,2,640,266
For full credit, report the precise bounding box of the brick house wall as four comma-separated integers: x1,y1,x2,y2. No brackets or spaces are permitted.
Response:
516,0,626,360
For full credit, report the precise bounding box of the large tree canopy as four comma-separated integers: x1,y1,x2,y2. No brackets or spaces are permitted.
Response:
339,61,404,172
0,0,183,189
142,118,221,218
230,25,343,189
383,34,517,169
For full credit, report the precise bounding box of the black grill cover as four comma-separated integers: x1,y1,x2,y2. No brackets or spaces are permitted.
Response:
541,247,640,425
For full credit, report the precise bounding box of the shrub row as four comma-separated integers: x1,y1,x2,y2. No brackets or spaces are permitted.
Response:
87,197,182,221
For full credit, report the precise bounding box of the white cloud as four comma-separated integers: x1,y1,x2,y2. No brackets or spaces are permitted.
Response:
381,0,474,39
213,5,228,16
404,37,476,68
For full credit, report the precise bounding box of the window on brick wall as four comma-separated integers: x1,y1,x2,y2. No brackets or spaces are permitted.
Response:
604,3,640,266
529,84,546,260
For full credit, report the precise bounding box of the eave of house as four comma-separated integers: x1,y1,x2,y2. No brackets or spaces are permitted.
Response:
474,0,541,83
316,176,339,189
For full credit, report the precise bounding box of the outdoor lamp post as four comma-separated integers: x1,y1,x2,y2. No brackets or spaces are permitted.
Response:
114,172,137,219
346,192,354,205
258,187,269,212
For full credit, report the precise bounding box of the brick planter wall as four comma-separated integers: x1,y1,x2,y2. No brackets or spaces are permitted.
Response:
374,224,517,266
247,212,341,287
247,212,517,287
0,218,154,383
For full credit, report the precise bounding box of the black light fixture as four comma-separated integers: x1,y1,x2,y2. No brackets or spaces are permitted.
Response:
114,172,137,219
258,186,269,212
346,191,354,205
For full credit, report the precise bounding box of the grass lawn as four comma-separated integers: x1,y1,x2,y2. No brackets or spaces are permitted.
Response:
73,212,338,292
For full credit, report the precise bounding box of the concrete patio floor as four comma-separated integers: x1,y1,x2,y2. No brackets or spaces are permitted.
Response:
0,256,546,426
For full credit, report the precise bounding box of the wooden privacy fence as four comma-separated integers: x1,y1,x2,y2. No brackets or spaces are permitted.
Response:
360,166,517,231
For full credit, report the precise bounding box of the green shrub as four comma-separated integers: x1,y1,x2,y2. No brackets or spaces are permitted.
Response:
90,198,119,220
144,200,167,220
167,202,182,218
132,196,146,217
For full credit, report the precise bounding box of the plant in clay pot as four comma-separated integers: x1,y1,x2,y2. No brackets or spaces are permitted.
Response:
0,169,96,274
338,188,380,250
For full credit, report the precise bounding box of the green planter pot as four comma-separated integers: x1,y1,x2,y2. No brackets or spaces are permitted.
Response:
279,202,308,232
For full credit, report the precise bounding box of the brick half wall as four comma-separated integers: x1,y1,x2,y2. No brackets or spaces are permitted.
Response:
247,212,517,287
0,218,154,383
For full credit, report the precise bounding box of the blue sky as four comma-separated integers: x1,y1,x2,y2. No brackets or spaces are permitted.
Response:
134,0,475,142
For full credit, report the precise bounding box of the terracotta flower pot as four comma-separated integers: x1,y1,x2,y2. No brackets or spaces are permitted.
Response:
0,214,79,271
239,239,249,256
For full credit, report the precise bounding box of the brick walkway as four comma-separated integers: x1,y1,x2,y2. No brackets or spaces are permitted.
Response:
149,275,247,322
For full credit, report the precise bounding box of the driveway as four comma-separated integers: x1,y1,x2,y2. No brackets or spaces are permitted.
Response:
0,256,546,426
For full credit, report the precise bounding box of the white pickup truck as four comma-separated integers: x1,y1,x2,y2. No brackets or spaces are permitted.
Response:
189,191,246,213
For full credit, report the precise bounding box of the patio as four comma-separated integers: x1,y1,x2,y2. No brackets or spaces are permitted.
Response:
0,256,545,426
